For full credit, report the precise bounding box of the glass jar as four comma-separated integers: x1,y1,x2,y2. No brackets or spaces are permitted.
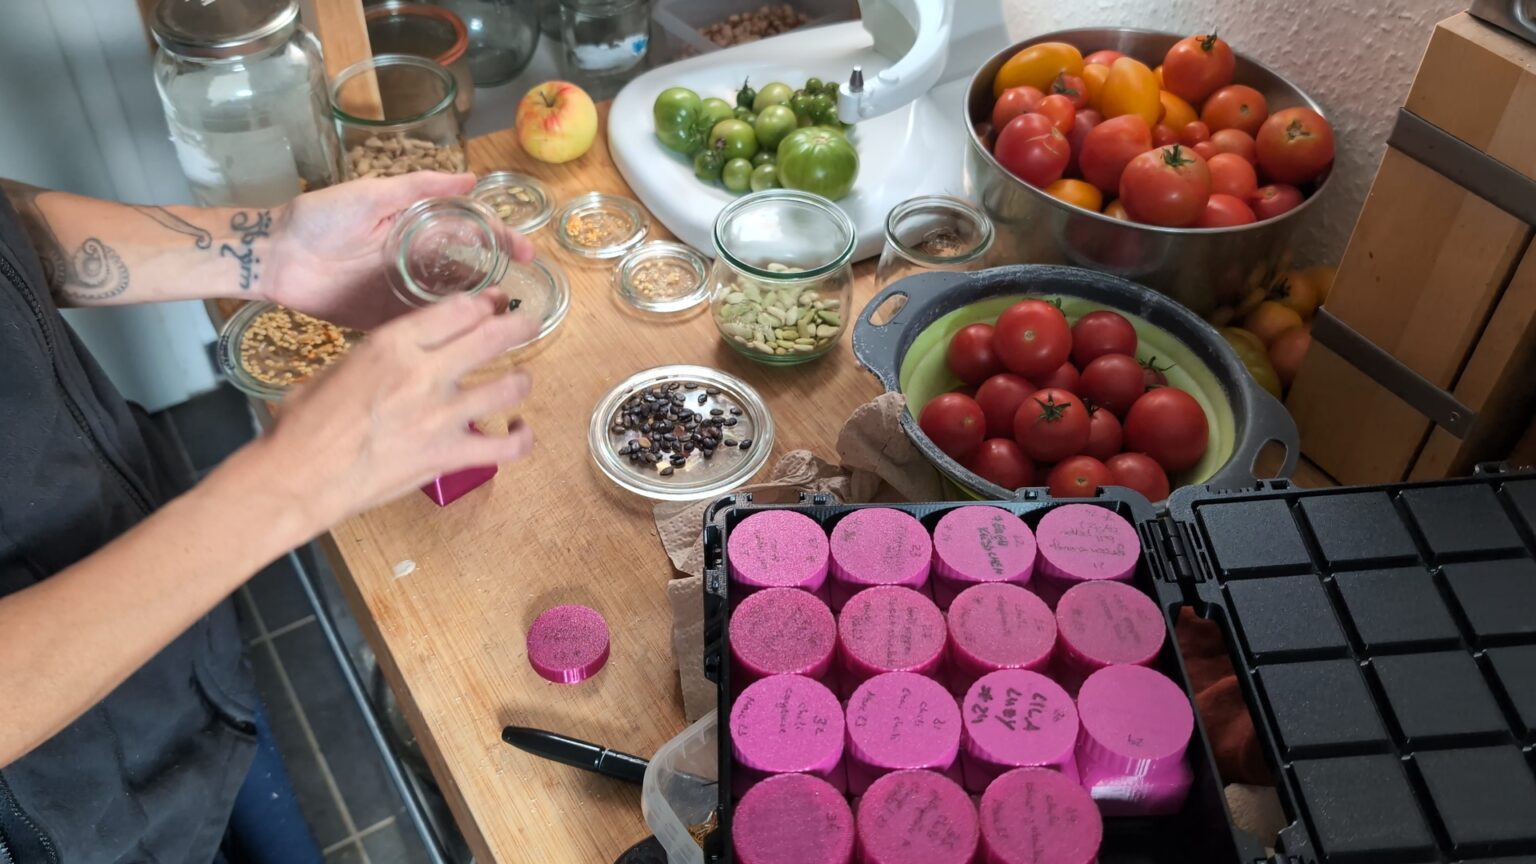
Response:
875,195,995,291
365,2,474,123
431,0,540,85
539,0,563,37
709,190,855,365
331,55,467,181
150,0,343,206
559,0,651,76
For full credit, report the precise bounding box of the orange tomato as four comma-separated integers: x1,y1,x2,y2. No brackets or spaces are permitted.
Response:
1202,85,1270,137
1268,326,1311,389
1305,264,1336,304
1273,270,1320,319
1157,91,1197,134
994,42,1085,96
1045,178,1104,211
1103,200,1130,220
1242,300,1304,345
1081,64,1111,111
1100,57,1161,128
1154,65,1166,89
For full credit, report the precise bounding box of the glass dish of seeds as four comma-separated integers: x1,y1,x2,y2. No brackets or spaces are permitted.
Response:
472,172,555,235
615,241,710,314
588,365,773,501
217,302,361,400
554,192,648,260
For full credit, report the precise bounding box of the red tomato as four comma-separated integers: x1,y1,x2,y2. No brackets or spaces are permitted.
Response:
1153,124,1179,147
967,438,1036,490
947,323,1003,385
1106,452,1170,502
1201,85,1269,137
1050,72,1089,110
995,113,1071,187
1255,107,1336,185
991,86,1044,131
919,392,987,460
1083,49,1125,67
1014,388,1090,463
1048,455,1113,499
1064,109,1102,178
1251,184,1304,220
994,299,1071,379
975,373,1037,439
1123,387,1209,473
1037,94,1076,133
1079,353,1146,417
1083,404,1123,460
1032,361,1080,393
1141,356,1171,388
1180,121,1211,146
1079,114,1152,194
1161,33,1235,105
1195,193,1257,227
1208,128,1257,164
1193,141,1218,160
1071,310,1137,367
1119,144,1212,228
1206,152,1258,200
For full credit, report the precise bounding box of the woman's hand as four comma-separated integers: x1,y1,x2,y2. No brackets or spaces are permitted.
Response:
265,173,536,330
256,289,536,529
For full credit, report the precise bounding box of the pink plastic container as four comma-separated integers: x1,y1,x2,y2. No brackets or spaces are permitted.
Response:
844,672,962,795
1075,664,1195,817
1032,504,1140,607
422,424,497,505
930,506,1036,609
945,583,1057,698
1054,580,1166,693
730,674,846,796
855,770,979,864
525,604,609,684
959,669,1079,794
836,587,948,698
728,511,832,603
730,588,837,691
978,767,1104,864
734,773,855,864
828,508,933,611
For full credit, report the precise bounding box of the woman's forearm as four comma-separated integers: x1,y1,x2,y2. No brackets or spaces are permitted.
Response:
0,439,318,768
1,178,285,308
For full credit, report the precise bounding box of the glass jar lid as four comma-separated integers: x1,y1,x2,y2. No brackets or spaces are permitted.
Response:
385,196,506,307
473,172,556,234
615,241,710,314
151,0,299,59
588,365,774,501
713,189,855,281
499,258,572,353
217,302,362,400
884,194,994,267
554,192,648,259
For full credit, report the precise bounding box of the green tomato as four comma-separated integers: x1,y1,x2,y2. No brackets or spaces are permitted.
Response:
709,119,759,161
736,78,756,109
653,87,705,154
752,82,793,113
722,158,754,193
805,77,824,92
808,94,833,115
789,93,814,119
751,150,776,167
811,101,841,127
734,107,757,124
753,105,798,152
821,81,842,97
750,163,779,192
692,148,724,182
700,97,735,128
776,126,859,200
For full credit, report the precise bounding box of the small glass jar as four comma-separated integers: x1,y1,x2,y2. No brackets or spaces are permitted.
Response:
559,0,651,76
331,54,467,181
364,2,474,123
709,189,855,365
875,195,994,291
150,0,343,206
431,0,541,85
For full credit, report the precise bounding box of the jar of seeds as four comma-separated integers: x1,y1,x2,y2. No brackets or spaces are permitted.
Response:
331,54,467,180
708,189,854,365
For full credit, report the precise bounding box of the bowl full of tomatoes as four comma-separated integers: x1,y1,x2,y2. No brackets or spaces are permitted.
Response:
851,265,1298,503
965,28,1334,317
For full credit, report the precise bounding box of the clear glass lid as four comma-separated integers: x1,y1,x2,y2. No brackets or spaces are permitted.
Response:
499,258,571,352
554,192,648,259
615,241,710,314
472,172,556,234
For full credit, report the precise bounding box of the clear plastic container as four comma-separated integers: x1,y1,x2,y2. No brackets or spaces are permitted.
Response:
652,0,857,55
331,54,467,180
641,710,718,864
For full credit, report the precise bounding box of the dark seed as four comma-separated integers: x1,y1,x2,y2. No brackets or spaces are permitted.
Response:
706,387,721,395
725,417,738,427
729,407,742,416
697,393,708,405
740,439,753,450
637,436,652,449
660,466,674,476
710,408,724,416
723,439,738,447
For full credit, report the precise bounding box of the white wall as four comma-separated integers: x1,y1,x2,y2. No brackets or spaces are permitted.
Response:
1000,0,1465,265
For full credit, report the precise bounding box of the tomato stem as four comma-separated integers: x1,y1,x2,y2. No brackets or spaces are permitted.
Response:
1200,31,1220,51
1286,119,1311,141
1162,144,1196,168
1032,394,1072,424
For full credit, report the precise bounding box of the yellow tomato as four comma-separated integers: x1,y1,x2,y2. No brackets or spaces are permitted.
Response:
1242,301,1305,345
1103,200,1130,220
1045,179,1103,212
1304,264,1337,304
1158,91,1197,133
1082,64,1111,111
993,42,1085,96
1100,57,1162,127
1154,65,1166,89
1274,270,1320,320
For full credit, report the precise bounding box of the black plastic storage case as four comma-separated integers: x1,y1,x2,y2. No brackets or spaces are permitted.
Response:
700,467,1536,864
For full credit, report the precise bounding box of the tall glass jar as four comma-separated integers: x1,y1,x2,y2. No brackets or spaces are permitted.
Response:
559,0,651,76
331,55,467,180
150,0,342,207
709,190,855,365
430,0,540,85
364,2,475,123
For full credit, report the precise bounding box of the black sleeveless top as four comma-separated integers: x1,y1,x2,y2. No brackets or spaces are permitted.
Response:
0,196,256,864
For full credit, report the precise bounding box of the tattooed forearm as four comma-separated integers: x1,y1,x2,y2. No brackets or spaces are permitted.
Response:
131,205,212,249
2,179,70,294
219,210,271,291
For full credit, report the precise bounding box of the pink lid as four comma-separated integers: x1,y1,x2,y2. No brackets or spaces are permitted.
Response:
829,509,932,608
960,670,1078,791
979,768,1103,864
947,584,1057,687
1075,664,1194,780
734,773,855,864
845,673,961,794
1056,580,1165,670
525,604,609,684
837,587,947,689
729,511,831,594
856,770,979,864
1033,505,1139,605
731,589,837,683
931,507,1036,607
731,674,845,778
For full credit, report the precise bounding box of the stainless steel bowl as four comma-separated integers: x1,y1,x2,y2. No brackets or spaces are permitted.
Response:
965,28,1333,316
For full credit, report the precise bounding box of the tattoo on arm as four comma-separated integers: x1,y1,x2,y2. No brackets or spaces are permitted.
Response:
131,205,212,249
219,210,271,291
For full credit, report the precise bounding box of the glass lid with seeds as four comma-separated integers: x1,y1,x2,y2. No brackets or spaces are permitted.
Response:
471,171,555,235
615,241,709,314
217,301,361,400
554,192,648,259
588,365,774,501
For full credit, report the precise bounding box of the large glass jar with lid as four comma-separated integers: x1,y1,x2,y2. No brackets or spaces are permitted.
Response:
709,190,855,365
151,0,343,207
